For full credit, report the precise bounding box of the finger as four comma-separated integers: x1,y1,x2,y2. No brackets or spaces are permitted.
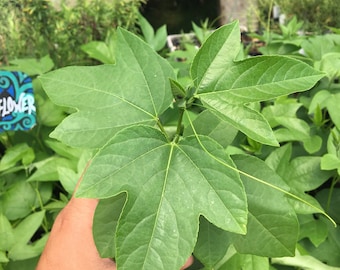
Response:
181,256,194,269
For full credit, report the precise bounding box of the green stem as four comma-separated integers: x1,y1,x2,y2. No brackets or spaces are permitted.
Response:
173,108,185,143
266,0,274,44
156,117,170,142
326,176,339,212
33,183,49,233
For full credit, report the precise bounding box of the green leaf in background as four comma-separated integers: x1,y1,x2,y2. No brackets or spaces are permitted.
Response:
219,252,270,270
40,28,175,148
265,144,332,214
232,155,298,257
93,193,126,258
298,215,328,247
194,217,232,269
77,125,247,269
9,211,47,260
81,38,116,64
0,55,54,76
309,89,340,129
0,143,35,172
27,156,75,182
272,248,340,270
138,13,167,52
262,97,323,153
1,181,52,220
0,214,15,251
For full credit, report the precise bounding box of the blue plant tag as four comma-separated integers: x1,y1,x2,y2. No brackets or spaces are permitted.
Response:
0,71,36,132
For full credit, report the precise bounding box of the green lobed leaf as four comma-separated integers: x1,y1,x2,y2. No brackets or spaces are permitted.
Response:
77,125,247,270
40,28,175,148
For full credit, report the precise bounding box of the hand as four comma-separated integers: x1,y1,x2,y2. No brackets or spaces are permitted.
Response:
37,170,193,269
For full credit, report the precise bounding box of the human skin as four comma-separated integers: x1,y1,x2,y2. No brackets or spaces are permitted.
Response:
36,170,193,269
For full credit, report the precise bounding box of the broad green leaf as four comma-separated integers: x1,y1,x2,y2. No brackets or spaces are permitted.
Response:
301,34,340,61
0,143,35,172
1,181,52,220
35,96,67,126
194,217,232,269
8,211,48,260
204,103,278,146
232,155,298,257
1,55,54,76
138,13,167,52
8,234,48,261
27,156,75,182
12,211,45,246
285,156,332,192
93,194,126,258
0,214,15,251
299,222,340,267
309,89,340,129
44,139,83,161
192,24,323,146
57,167,78,194
265,144,330,215
191,21,241,90
81,41,116,64
321,154,340,174
198,56,324,104
298,215,328,247
78,125,247,270
40,28,175,148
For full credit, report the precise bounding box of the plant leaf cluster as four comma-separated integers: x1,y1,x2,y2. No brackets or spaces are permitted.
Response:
38,20,337,270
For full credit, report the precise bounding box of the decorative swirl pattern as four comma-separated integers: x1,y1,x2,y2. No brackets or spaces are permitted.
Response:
0,71,36,132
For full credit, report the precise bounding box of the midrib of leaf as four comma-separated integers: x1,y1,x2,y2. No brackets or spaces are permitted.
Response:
141,142,175,270
120,32,161,118
184,111,337,227
193,22,240,91
199,75,323,104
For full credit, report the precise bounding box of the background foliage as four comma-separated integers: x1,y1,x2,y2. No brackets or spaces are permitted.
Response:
0,0,146,67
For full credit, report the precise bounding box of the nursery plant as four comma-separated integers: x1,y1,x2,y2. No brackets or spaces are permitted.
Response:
38,20,338,270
